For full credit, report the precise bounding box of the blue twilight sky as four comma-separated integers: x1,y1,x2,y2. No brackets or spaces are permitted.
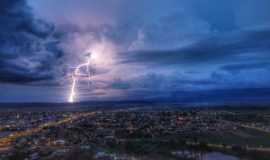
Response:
0,0,270,103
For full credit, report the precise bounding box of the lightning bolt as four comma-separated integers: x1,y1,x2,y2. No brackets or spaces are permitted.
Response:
68,53,92,103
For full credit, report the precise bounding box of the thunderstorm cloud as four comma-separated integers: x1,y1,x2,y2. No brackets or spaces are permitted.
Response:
1,0,270,102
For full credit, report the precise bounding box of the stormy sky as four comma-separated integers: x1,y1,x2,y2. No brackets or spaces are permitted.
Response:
1,0,270,103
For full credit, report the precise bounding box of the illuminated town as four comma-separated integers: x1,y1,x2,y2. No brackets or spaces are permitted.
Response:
0,106,270,160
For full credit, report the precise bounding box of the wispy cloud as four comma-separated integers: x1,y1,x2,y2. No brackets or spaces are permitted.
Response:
119,27,270,66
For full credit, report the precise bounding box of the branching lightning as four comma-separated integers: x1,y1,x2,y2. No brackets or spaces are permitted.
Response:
68,53,92,103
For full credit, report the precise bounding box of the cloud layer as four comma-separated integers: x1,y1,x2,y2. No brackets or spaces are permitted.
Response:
0,0,63,83
1,0,270,102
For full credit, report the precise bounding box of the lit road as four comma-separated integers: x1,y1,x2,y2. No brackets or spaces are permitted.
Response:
0,112,95,152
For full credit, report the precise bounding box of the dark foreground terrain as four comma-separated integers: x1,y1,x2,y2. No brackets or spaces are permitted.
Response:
0,105,270,160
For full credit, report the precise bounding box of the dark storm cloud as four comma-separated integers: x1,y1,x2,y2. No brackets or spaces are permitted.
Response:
27,0,270,54
109,73,218,93
110,79,131,90
2,0,270,102
221,62,270,74
120,27,270,66
0,0,62,83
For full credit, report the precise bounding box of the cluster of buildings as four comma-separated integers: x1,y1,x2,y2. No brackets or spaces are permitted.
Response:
0,108,269,160
0,112,71,133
